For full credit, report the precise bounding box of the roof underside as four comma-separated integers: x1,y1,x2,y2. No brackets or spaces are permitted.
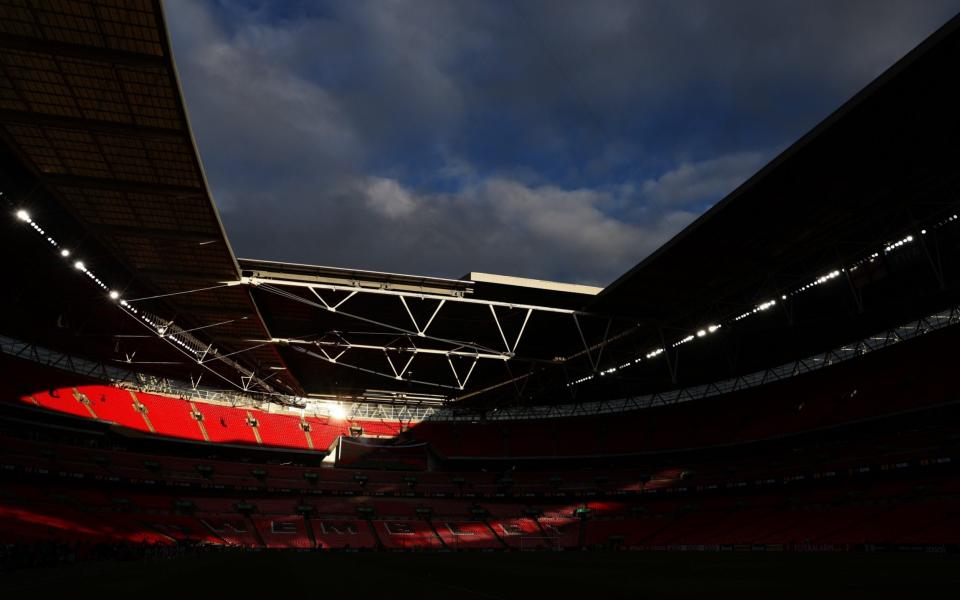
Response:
0,0,296,393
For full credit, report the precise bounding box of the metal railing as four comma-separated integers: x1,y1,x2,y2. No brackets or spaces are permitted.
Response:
3,303,959,422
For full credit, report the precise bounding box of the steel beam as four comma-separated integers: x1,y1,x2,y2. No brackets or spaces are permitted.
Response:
0,32,168,67
271,337,504,360
0,108,184,141
243,276,590,315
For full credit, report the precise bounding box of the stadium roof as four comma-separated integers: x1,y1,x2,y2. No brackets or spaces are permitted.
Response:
239,257,603,402
570,12,960,398
466,273,601,297
592,13,960,322
0,0,297,393
2,3,960,408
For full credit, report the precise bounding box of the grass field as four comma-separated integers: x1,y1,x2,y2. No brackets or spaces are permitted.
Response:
3,550,960,599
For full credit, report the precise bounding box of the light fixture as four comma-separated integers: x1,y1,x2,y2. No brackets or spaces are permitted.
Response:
74,260,86,271
329,403,347,420
16,209,30,222
109,290,120,300
60,248,70,257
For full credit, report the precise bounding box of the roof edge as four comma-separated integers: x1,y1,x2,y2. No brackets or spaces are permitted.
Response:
595,10,960,305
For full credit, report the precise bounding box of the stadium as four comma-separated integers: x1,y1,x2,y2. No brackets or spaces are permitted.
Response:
3,1,960,596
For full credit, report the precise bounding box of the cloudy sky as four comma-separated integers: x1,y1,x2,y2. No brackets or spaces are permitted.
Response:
166,0,960,286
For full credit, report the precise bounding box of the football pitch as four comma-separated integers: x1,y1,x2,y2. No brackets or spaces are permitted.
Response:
3,550,960,599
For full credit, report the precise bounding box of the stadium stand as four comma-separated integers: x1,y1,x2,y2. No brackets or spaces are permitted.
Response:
3,382,960,552
3,377,395,452
251,411,312,450
251,516,314,549
136,393,206,441
435,521,503,549
193,403,260,446
311,519,378,549
4,319,958,463
373,520,445,550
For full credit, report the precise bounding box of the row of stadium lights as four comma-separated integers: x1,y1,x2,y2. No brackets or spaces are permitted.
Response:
11,204,958,397
17,209,122,302
13,208,204,360
569,213,959,387
12,206,440,406
13,206,303,398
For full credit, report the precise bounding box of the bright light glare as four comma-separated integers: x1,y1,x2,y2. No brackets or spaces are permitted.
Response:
109,290,120,300
60,248,70,257
74,261,86,271
16,209,30,221
329,404,347,420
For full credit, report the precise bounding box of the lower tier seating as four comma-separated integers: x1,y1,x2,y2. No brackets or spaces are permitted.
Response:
434,521,503,549
311,519,378,549
4,474,960,550
251,516,314,549
373,520,445,549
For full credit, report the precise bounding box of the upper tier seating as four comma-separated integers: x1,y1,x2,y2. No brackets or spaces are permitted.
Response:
4,325,958,459
80,385,151,432
6,381,396,453
252,411,312,450
411,326,960,458
195,403,259,445
136,392,205,441
28,389,92,419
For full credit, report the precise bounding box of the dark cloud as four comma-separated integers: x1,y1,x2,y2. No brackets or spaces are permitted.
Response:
166,0,960,285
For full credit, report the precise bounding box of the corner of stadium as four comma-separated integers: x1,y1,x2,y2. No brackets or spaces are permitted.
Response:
3,2,960,596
